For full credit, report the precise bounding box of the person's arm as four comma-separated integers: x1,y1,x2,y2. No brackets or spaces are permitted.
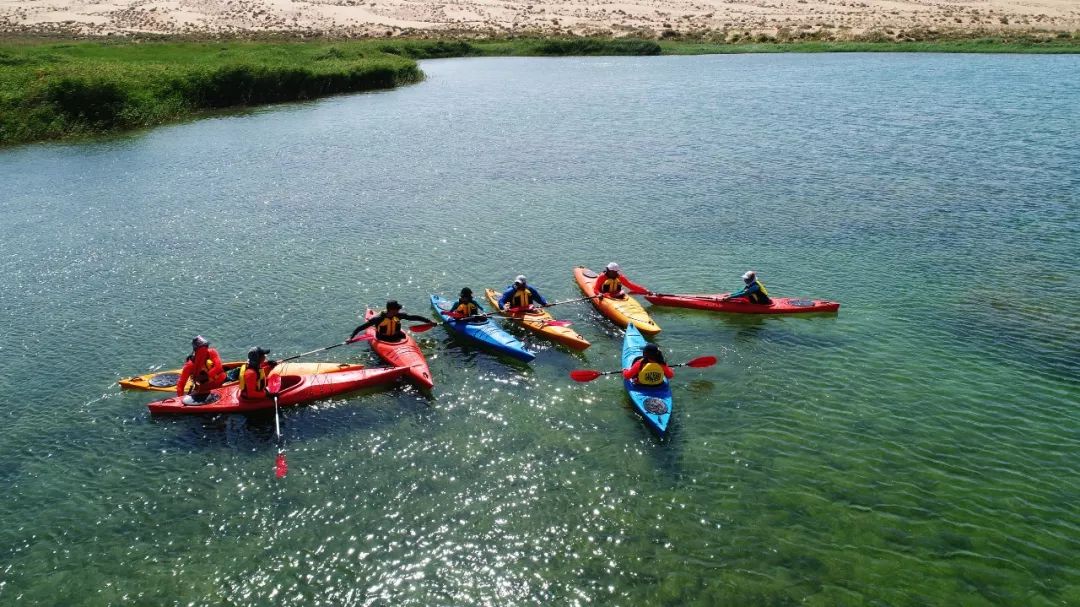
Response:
726,285,748,300
529,286,548,306
663,365,675,379
176,361,194,397
208,348,224,372
498,287,514,309
400,313,434,324
593,274,607,295
622,358,644,379
349,315,380,338
618,273,649,295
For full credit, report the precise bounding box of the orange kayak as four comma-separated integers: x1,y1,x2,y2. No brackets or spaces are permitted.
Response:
484,288,591,350
573,266,661,336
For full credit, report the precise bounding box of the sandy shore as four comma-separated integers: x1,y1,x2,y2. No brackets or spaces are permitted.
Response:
1,0,1078,38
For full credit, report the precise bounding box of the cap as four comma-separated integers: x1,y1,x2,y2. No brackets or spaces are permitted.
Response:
742,270,756,281
643,343,661,354
460,287,473,297
192,335,209,349
605,262,620,272
386,300,402,310
247,346,270,358
514,275,527,285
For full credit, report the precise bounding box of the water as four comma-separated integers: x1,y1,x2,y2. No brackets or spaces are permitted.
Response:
1,54,1078,605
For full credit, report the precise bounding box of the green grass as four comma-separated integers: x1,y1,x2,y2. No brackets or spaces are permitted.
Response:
2,33,1077,145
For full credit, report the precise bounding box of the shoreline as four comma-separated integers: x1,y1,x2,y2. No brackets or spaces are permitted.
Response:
2,34,1078,147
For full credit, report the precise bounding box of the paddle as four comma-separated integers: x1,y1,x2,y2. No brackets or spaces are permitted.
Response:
275,335,373,364
431,306,573,327
648,292,732,302
267,374,287,478
569,355,718,383
539,294,603,308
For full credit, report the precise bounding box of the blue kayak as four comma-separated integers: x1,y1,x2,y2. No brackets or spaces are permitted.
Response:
430,294,535,362
621,324,673,436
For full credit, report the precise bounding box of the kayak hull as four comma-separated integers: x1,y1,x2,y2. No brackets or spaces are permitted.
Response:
430,294,535,362
364,308,435,389
574,266,661,336
622,324,673,436
146,366,408,414
484,288,591,351
120,361,365,392
645,293,840,314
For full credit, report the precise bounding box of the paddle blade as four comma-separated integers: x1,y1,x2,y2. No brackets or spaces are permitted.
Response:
266,374,282,392
569,369,603,382
275,452,288,478
542,319,573,327
409,323,437,333
686,355,718,368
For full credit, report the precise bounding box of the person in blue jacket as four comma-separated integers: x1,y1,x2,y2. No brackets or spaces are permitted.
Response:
498,275,549,311
724,270,773,305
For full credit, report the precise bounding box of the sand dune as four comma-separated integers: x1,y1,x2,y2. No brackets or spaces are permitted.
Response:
1,0,1078,38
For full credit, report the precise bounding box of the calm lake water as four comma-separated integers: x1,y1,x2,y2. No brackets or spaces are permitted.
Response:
1,54,1077,606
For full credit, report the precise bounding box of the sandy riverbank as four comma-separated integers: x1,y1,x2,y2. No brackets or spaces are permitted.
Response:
1,0,1078,39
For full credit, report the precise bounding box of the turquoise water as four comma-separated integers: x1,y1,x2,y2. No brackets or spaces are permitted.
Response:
1,54,1078,605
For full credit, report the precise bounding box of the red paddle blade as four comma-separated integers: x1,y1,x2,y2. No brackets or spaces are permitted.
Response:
275,452,288,478
569,369,603,382
347,334,374,343
266,374,282,392
409,323,436,333
542,320,573,327
686,355,718,368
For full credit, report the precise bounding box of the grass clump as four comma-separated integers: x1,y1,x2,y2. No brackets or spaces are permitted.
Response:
0,41,422,145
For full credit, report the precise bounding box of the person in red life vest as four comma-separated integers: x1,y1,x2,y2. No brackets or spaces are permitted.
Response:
176,335,227,396
350,300,435,343
723,270,772,305
238,347,278,400
594,262,649,299
623,343,674,386
447,287,485,323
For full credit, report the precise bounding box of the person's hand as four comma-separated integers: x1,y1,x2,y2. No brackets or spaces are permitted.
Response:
267,360,278,368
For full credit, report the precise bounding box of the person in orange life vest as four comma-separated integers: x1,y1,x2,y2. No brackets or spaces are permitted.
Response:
447,287,485,323
239,347,278,400
497,275,548,311
350,300,435,343
594,262,649,299
175,335,227,396
622,343,674,386
723,270,772,305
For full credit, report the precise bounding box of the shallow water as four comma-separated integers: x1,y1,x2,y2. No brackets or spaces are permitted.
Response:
1,54,1077,606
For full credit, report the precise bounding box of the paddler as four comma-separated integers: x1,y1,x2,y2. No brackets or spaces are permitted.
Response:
349,300,435,343
447,287,485,322
175,335,227,396
497,275,549,312
723,270,772,305
238,347,278,400
623,343,674,386
594,262,649,299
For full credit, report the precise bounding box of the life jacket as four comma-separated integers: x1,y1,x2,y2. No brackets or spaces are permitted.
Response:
511,287,534,309
637,361,667,386
599,275,622,294
376,314,401,339
452,301,480,316
747,280,770,304
238,363,269,399
192,347,225,384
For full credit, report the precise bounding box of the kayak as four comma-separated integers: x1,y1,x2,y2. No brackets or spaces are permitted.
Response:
120,361,365,392
645,292,840,314
483,288,591,351
573,266,661,336
430,294,535,362
146,366,409,414
622,324,673,437
363,308,435,389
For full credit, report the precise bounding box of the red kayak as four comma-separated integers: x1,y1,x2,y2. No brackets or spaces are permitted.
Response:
363,308,434,389
146,366,409,414
645,293,840,314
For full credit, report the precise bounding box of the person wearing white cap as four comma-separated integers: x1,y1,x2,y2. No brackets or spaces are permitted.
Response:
723,271,772,305
497,275,549,311
594,262,649,299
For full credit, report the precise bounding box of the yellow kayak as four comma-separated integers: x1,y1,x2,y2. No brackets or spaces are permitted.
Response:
119,361,364,392
573,266,661,336
484,288,591,351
